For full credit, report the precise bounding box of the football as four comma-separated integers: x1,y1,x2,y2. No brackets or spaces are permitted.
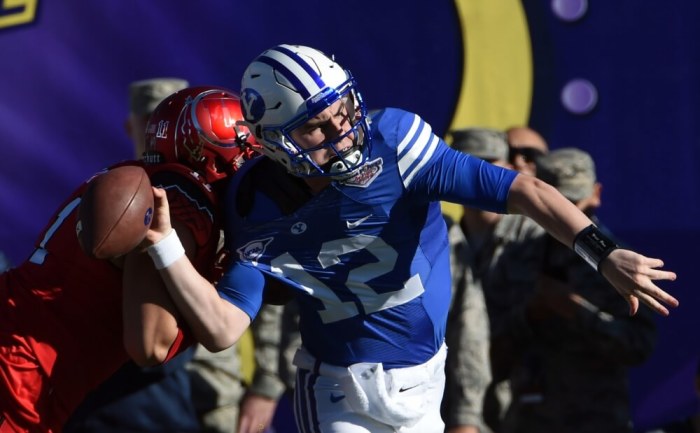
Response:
77,165,154,259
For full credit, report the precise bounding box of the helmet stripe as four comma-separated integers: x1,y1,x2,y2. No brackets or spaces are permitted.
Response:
257,55,312,99
256,46,326,100
273,46,326,87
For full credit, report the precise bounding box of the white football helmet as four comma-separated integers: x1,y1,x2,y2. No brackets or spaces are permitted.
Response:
239,44,371,179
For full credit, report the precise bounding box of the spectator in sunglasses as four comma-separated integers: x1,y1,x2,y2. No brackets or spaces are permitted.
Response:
506,126,549,176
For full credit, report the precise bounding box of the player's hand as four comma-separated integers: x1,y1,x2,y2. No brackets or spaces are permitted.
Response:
600,249,678,316
237,393,278,433
142,187,172,246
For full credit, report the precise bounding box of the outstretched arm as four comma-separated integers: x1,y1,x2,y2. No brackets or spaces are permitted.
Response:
507,173,678,316
144,187,251,352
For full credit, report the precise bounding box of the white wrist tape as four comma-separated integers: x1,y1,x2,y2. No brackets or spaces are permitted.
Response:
147,229,185,270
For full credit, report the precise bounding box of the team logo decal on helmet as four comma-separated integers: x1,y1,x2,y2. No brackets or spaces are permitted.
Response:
241,88,265,124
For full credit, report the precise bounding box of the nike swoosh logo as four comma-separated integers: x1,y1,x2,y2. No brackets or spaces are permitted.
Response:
399,384,420,393
330,393,345,403
346,214,372,229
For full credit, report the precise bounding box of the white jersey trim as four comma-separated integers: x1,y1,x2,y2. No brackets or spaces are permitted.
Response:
397,115,439,187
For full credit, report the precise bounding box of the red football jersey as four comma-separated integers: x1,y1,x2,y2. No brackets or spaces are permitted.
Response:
0,161,222,432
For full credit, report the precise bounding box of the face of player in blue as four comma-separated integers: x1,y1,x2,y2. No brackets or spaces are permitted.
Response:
290,97,356,171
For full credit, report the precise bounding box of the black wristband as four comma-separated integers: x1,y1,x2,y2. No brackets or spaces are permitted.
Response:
573,224,619,272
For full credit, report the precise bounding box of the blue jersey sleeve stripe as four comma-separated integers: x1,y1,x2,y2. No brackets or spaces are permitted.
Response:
396,114,421,155
397,116,428,171
402,134,440,188
398,118,438,186
397,117,429,161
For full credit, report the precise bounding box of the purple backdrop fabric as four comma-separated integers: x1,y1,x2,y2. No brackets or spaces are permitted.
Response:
0,1,697,430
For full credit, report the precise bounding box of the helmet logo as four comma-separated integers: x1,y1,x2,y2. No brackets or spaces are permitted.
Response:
241,88,265,123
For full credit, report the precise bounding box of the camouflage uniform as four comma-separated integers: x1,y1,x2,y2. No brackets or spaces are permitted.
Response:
278,299,302,392
187,344,246,431
442,128,547,432
499,225,657,433
252,299,301,433
249,303,291,399
498,148,658,433
187,303,292,432
443,216,492,431
443,214,546,432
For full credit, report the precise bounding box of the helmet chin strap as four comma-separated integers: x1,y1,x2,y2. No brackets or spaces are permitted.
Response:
325,146,363,179
292,108,368,178
327,147,358,170
326,116,367,178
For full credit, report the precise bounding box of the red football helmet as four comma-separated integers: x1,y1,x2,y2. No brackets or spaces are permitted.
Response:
143,86,258,183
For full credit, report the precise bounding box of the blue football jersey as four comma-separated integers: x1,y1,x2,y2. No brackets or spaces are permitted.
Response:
219,108,517,368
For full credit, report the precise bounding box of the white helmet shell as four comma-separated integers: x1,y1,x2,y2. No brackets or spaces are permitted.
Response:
241,44,349,128
240,44,370,178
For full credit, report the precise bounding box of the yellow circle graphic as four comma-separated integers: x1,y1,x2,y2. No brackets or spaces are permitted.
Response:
443,0,533,221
